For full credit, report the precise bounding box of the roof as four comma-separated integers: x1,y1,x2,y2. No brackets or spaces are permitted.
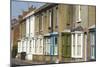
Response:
20,3,57,20
89,25,96,29
22,10,35,20
34,3,58,15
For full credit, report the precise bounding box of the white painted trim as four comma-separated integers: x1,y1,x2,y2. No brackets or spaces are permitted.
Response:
75,33,77,58
81,34,83,57
71,34,74,57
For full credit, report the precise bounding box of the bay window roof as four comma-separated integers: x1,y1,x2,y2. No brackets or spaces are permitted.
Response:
71,26,84,32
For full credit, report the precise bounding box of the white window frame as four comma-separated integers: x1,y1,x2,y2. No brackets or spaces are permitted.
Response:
71,31,83,58
26,40,30,54
35,37,43,55
39,38,43,55
21,40,24,52
23,40,27,52
45,37,51,55
31,38,36,54
49,11,52,27
18,41,22,53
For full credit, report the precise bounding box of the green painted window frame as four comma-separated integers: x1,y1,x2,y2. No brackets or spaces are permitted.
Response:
62,33,71,58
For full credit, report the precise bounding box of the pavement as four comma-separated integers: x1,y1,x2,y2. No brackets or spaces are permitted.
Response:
11,58,46,67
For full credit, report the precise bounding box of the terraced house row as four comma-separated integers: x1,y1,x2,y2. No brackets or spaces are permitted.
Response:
11,3,96,63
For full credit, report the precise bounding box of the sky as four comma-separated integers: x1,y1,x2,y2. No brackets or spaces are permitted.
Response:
11,0,45,19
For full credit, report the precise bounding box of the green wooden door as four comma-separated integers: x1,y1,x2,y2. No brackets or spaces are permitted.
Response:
62,33,71,58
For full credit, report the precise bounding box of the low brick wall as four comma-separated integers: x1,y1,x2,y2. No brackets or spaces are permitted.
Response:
33,55,45,62
33,55,58,63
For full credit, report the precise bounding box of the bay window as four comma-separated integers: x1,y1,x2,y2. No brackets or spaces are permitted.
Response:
44,36,58,55
71,32,83,58
18,41,22,53
26,40,30,54
45,37,51,55
38,38,43,54
29,40,32,53
23,40,27,52
31,38,36,54
35,38,44,55
29,39,36,54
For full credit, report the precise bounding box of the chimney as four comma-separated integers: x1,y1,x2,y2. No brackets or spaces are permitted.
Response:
28,5,36,12
22,10,28,16
18,15,23,21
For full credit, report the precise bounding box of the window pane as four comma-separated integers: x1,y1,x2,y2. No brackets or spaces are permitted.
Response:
72,34,75,57
73,34,75,44
77,45,81,56
90,32,95,46
73,45,75,56
77,34,81,45
91,46,95,59
77,34,82,56
54,37,58,55
45,38,50,55
90,32,95,59
54,46,57,55
55,37,57,45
